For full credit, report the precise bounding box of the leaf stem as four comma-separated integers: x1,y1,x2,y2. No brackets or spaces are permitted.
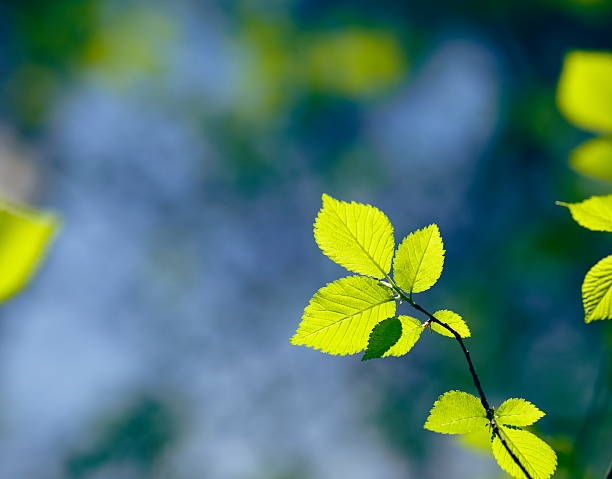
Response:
385,279,534,479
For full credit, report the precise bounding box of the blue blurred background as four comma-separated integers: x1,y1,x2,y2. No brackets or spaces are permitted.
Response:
0,1,610,478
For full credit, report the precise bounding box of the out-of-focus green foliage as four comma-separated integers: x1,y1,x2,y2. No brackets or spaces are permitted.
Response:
557,51,612,135
570,138,612,182
0,200,58,302
305,28,406,97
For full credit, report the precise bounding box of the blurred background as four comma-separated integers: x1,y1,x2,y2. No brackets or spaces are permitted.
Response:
0,0,610,478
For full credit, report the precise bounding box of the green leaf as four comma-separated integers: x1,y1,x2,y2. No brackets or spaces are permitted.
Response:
557,50,612,134
492,426,557,479
291,276,396,355
384,315,423,357
393,224,444,294
495,399,545,427
0,201,59,302
570,137,612,183
431,310,470,338
424,390,488,434
314,194,394,278
362,316,402,361
557,195,612,232
582,255,612,322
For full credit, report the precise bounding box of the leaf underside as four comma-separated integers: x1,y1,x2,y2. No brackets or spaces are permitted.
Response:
424,390,488,434
491,426,557,479
291,275,396,355
582,255,612,322
393,224,444,294
314,194,394,278
362,316,402,360
0,202,59,302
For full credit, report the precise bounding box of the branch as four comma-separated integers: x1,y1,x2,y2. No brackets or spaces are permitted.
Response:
389,281,534,479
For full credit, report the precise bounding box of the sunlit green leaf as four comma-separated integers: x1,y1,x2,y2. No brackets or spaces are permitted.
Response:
314,194,394,278
557,50,612,134
557,195,612,231
0,201,59,302
582,255,612,322
384,315,423,357
431,310,471,338
495,398,545,427
362,316,402,361
424,390,488,434
492,426,557,479
570,137,612,182
393,224,444,294
291,276,396,355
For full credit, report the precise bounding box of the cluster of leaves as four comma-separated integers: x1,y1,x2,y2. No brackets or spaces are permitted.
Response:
290,193,467,357
425,392,556,479
291,194,557,478
0,199,58,302
557,51,612,323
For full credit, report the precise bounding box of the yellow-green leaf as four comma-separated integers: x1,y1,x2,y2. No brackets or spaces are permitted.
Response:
424,390,488,435
384,315,423,357
393,224,444,294
291,276,396,355
495,398,545,427
582,255,612,322
557,50,612,134
314,194,394,278
570,137,612,182
0,201,59,302
557,195,612,231
431,310,471,338
362,316,402,361
492,426,557,479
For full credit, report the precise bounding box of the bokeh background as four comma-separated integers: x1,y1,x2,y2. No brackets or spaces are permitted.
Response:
0,1,611,478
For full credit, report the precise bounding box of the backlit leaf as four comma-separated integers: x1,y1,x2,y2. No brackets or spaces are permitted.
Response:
495,398,545,427
384,315,423,357
570,137,612,182
557,195,612,231
431,310,471,338
393,224,444,294
362,316,402,361
291,276,396,355
0,201,59,302
424,390,488,434
557,50,612,134
582,255,612,322
492,426,557,479
314,194,394,278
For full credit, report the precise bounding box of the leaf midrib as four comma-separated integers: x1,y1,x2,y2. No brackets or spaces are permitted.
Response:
329,203,389,279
